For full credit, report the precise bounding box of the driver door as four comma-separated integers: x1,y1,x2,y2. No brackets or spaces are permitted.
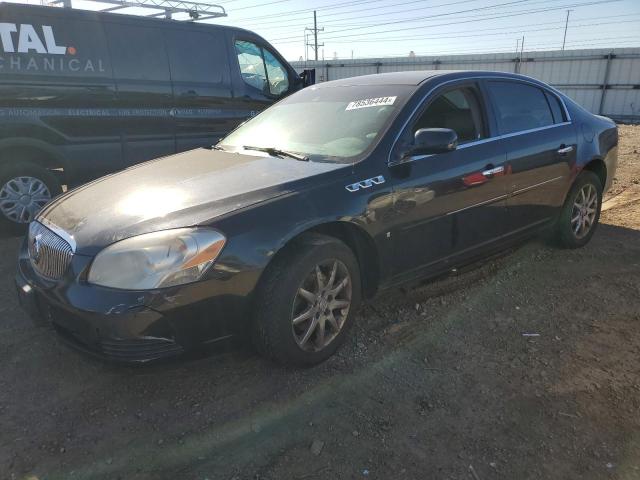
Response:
388,83,509,279
231,38,291,120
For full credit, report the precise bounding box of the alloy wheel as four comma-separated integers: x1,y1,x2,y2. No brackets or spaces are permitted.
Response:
291,259,352,352
571,183,598,239
0,176,51,224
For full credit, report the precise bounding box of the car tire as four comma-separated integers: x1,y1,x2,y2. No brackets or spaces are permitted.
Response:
0,162,62,233
252,233,362,366
555,170,603,249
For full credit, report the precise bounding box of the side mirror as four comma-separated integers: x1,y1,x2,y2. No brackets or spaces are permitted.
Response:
410,128,458,156
300,68,316,87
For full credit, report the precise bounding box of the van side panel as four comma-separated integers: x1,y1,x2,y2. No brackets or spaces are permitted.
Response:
0,9,122,184
165,27,240,151
104,21,176,167
0,3,304,191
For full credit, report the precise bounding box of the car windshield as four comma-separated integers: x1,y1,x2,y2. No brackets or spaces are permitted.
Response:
219,85,414,163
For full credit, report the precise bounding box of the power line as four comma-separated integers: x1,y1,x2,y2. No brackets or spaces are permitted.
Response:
266,0,532,38
252,0,614,35
215,0,391,22
317,17,640,43
237,0,480,28
269,0,624,43
229,0,294,12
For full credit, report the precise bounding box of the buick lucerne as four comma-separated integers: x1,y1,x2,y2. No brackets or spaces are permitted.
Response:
15,71,618,365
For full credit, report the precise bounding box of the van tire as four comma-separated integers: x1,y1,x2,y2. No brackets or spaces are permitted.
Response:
0,162,62,233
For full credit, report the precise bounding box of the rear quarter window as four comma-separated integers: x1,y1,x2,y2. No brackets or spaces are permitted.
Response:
544,90,566,123
487,81,554,135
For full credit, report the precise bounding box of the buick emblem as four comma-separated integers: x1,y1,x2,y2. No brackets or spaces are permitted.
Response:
32,233,42,263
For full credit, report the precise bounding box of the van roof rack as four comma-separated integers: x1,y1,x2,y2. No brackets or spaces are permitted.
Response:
49,0,227,21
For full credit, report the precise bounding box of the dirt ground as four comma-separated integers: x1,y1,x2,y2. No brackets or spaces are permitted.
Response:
1,126,639,480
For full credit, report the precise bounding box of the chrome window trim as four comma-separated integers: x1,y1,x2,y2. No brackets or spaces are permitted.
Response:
38,217,77,253
388,75,573,166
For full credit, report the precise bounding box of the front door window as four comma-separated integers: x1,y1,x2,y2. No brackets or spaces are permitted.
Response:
235,40,289,97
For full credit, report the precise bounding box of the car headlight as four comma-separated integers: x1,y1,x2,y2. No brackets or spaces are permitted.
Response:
87,228,226,290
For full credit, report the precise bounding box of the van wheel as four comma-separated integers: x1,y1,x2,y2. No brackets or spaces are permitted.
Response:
0,163,62,232
554,171,602,249
252,233,361,366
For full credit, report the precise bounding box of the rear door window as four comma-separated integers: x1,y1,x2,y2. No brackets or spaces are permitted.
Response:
235,40,289,96
487,81,554,135
165,30,228,84
106,23,169,81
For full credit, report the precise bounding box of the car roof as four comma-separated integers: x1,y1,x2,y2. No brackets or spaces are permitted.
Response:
316,70,545,88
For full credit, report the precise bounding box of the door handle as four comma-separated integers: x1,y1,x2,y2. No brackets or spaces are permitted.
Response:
557,145,574,155
482,166,505,177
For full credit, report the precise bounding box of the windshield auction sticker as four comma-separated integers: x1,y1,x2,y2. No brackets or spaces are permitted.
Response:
345,96,397,111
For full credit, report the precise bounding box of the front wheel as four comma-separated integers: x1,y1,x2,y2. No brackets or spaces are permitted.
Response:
252,233,361,366
554,171,603,249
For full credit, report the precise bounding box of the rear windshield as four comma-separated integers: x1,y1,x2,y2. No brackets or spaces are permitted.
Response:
219,84,414,163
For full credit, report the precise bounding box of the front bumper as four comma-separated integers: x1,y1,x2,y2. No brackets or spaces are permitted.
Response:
15,238,252,363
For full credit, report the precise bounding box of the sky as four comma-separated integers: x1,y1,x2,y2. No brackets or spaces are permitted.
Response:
6,0,640,60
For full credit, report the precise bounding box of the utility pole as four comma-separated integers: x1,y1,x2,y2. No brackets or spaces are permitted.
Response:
562,9,573,51
518,35,525,73
305,10,324,61
314,11,319,61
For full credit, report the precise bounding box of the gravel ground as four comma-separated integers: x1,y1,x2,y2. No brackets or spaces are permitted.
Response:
1,126,639,480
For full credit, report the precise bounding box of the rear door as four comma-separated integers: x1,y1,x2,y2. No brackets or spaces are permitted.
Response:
388,82,509,278
105,21,176,166
229,35,293,120
165,28,238,151
485,80,576,234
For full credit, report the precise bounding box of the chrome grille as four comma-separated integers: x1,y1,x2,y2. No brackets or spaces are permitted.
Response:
28,221,73,280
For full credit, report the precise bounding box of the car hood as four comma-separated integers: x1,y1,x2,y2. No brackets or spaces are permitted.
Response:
38,149,348,255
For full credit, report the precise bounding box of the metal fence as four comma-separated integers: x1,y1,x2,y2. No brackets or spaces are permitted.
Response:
292,48,640,122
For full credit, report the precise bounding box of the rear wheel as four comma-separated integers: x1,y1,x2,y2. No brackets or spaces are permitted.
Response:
252,233,361,366
0,163,61,232
555,171,602,249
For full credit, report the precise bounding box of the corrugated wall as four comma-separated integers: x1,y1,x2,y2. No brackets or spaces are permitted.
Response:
291,48,640,122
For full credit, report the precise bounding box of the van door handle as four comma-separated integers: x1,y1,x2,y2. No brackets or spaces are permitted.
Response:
557,145,574,155
482,165,505,177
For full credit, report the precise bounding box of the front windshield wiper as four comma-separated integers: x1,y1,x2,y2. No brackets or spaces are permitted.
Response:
242,145,309,162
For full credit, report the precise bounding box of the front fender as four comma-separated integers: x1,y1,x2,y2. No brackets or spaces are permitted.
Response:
209,173,394,299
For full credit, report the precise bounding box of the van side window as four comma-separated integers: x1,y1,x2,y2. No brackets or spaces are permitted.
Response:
235,40,289,96
488,81,554,135
106,24,170,81
165,30,227,84
413,87,483,144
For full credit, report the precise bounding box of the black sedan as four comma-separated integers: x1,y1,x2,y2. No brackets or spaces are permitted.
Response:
16,70,618,365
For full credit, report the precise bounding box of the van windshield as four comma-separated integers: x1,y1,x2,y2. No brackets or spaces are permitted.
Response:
219,85,413,163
